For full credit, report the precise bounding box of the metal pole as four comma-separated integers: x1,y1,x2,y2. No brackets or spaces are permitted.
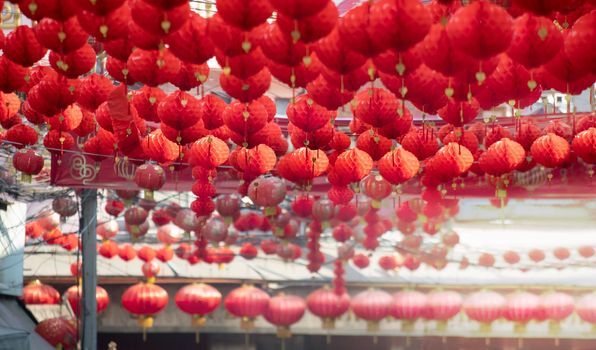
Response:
81,189,98,350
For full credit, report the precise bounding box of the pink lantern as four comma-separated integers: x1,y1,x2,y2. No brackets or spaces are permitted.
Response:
539,291,574,332
97,220,119,240
247,176,287,215
156,224,184,245
425,290,462,330
576,293,596,328
463,290,505,331
351,289,393,332
504,291,540,333
391,290,427,331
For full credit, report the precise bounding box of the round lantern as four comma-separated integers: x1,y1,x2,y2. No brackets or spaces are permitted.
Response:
572,128,596,164
530,133,571,168
391,290,427,331
51,198,78,221
247,176,287,216
539,291,574,333
351,288,393,333
360,173,392,209
65,285,109,317
463,290,505,331
505,291,540,333
12,148,44,183
121,282,169,340
425,290,463,330
306,287,350,330
35,317,77,350
23,280,60,305
378,147,420,185
264,294,306,339
224,285,270,330
175,283,221,341
576,293,596,328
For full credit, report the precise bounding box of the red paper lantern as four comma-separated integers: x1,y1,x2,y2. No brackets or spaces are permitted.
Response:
35,317,77,350
118,243,137,261
175,283,222,326
576,293,596,324
224,100,268,136
3,25,48,67
127,49,180,87
572,128,596,164
239,243,258,260
463,291,505,327
286,95,333,132
315,27,366,75
505,291,539,325
220,67,271,103
352,253,370,269
224,285,270,330
351,288,393,331
34,17,88,54
268,0,329,19
539,292,574,322
130,0,189,37
446,0,513,59
400,128,440,160
507,13,563,69
334,148,373,185
578,245,596,259
530,133,571,168
339,1,385,58
370,0,432,52
479,138,526,176
391,290,427,321
306,75,354,110
264,294,306,338
306,287,350,329
564,11,596,75
23,280,60,305
216,0,272,30
247,176,287,211
49,44,96,78
133,163,166,200
425,290,462,321
122,282,169,333
157,90,201,129
65,285,109,316
77,4,130,42
377,147,420,185
27,76,79,116
277,1,337,44
188,136,230,169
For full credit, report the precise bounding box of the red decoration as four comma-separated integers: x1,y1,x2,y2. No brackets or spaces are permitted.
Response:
391,290,427,321
175,283,222,327
65,285,109,317
479,138,526,176
370,0,432,52
35,317,77,350
463,291,505,326
446,0,513,59
351,288,393,330
425,290,462,321
23,280,60,305
224,285,271,330
530,133,571,168
3,25,48,67
504,291,539,324
121,282,169,334
264,294,306,338
306,287,350,329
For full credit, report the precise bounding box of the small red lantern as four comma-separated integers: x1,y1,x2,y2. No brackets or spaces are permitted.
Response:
504,291,539,332
23,280,60,305
264,294,306,339
247,176,287,215
65,285,110,317
175,283,221,339
35,317,77,350
539,291,574,333
224,284,270,330
121,282,169,340
530,133,571,168
306,287,350,330
360,173,392,209
351,288,393,334
391,290,427,329
12,148,44,183
463,290,505,331
425,290,462,329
